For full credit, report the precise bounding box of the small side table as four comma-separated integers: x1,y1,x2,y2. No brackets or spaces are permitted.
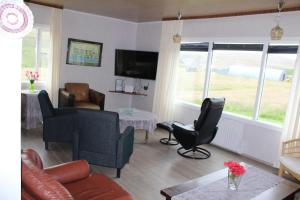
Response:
21,90,42,130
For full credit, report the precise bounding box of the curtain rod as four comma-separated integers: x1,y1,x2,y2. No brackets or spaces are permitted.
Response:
162,6,300,21
24,0,63,9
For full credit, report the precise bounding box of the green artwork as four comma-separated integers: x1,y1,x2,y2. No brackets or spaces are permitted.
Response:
67,38,102,67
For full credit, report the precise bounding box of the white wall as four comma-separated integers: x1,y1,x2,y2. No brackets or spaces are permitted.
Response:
183,11,300,41
131,22,162,111
60,10,138,110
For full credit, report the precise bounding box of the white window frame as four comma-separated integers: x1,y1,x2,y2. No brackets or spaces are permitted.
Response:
177,38,299,128
21,24,50,89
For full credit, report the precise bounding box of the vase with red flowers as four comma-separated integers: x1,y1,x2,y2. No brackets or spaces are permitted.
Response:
224,161,246,191
26,70,39,92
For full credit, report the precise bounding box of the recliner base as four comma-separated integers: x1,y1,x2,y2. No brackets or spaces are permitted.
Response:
160,138,178,145
177,146,211,159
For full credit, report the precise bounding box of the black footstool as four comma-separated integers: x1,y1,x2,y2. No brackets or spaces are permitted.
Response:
157,122,178,145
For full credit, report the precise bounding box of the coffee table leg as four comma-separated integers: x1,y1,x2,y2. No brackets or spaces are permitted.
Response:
145,130,149,143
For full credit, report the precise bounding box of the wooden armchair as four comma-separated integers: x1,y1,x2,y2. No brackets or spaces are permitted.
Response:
279,138,300,181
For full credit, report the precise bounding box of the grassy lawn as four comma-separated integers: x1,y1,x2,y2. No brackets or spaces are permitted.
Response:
176,67,291,125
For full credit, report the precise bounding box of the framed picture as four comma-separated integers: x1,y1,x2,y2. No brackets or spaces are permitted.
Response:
115,79,124,92
66,38,103,67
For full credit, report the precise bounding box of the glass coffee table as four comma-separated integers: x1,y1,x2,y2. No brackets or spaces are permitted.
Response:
116,108,157,142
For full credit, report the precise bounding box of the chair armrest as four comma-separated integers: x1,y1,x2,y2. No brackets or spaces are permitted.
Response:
172,122,197,135
54,108,77,116
117,126,134,168
44,160,90,184
44,113,77,141
58,88,75,108
89,89,105,110
282,138,300,157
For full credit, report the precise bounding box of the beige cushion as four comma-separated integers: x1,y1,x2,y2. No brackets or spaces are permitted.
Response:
280,156,300,175
74,102,100,110
65,83,89,102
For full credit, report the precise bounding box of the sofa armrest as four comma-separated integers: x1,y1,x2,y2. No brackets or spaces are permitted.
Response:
44,160,90,184
89,89,105,110
58,88,75,108
117,126,134,168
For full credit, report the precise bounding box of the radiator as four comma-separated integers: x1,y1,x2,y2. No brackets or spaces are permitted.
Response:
212,116,244,154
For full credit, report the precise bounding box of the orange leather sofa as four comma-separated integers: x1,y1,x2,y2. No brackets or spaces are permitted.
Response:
22,149,132,200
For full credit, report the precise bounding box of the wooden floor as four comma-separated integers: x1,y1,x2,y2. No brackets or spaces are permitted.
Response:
22,127,277,200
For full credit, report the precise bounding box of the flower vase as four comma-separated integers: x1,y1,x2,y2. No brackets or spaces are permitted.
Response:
29,80,35,92
228,170,242,191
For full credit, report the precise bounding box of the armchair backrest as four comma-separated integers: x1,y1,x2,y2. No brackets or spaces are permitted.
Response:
65,83,89,102
194,98,225,143
77,109,121,160
38,90,55,118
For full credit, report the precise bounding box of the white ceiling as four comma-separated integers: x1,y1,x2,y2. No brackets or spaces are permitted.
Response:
28,0,300,22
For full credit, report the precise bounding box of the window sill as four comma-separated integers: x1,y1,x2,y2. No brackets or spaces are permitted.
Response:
175,100,282,132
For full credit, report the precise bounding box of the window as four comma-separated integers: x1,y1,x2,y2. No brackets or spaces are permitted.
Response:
176,42,299,126
22,26,51,82
176,43,209,104
208,44,263,118
259,45,298,124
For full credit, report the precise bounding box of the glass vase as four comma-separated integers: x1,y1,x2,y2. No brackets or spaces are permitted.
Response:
228,170,242,191
29,80,35,92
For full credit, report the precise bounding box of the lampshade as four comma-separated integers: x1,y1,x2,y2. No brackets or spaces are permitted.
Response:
271,25,284,40
173,33,182,43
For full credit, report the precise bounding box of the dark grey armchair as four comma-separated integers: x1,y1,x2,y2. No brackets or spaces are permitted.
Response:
38,90,77,150
73,109,134,178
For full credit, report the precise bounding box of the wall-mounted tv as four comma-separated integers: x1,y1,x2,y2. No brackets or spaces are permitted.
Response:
115,49,158,80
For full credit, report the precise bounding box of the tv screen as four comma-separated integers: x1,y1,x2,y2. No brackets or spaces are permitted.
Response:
115,49,158,80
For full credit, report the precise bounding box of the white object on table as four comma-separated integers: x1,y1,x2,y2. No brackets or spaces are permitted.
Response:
21,90,42,129
116,108,157,141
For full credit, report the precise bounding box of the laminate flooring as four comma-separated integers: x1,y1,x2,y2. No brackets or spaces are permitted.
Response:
22,127,277,200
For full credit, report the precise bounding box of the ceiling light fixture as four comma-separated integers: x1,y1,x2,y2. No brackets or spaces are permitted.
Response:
173,12,182,43
270,0,285,40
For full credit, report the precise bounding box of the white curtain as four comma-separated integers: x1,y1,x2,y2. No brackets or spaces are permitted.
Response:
281,42,300,141
46,8,62,107
152,20,183,122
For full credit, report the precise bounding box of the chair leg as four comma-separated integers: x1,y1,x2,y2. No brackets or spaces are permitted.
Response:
159,132,178,145
116,168,121,178
278,163,284,177
45,142,49,150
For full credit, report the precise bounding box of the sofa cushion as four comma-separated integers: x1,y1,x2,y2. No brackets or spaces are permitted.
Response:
280,156,300,175
65,83,89,102
64,173,132,200
74,102,100,110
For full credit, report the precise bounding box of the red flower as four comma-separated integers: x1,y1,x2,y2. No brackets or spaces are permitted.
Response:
224,161,246,176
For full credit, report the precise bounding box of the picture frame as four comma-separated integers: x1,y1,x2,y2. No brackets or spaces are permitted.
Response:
66,38,103,67
115,79,124,92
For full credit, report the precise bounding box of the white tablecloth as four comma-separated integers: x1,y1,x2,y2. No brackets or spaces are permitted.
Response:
172,166,284,200
116,108,157,134
21,90,42,129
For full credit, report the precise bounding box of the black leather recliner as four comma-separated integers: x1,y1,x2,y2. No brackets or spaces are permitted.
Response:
172,98,225,159
38,90,77,150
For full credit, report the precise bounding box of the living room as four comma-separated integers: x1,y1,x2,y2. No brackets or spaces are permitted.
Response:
1,0,300,199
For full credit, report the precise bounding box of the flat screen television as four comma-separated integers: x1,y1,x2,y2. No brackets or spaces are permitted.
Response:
115,49,158,80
